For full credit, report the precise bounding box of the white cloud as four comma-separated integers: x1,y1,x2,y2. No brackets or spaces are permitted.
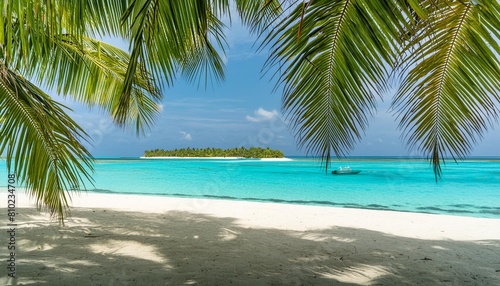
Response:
179,131,192,141
246,108,279,123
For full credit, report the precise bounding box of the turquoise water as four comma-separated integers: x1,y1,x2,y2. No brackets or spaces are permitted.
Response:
1,157,500,218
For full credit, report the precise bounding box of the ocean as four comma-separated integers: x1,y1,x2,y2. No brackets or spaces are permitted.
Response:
1,157,499,218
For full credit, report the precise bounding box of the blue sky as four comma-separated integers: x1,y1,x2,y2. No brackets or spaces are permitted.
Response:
57,19,500,158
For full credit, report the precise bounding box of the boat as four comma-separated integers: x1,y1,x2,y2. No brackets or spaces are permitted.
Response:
332,166,361,175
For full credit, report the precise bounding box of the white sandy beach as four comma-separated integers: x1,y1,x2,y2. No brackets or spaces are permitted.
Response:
2,191,500,285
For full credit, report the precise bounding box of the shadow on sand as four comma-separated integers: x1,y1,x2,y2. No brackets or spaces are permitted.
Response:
1,208,499,285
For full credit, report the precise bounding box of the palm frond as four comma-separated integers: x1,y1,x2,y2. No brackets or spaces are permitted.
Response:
177,3,228,87
0,64,94,223
2,1,162,134
120,0,227,99
234,0,283,34
393,0,500,179
0,0,132,58
0,1,161,222
35,35,161,135
81,0,131,38
265,0,408,168
120,0,282,91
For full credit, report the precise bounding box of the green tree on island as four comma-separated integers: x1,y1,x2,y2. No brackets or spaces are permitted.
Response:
144,147,284,158
1,1,499,220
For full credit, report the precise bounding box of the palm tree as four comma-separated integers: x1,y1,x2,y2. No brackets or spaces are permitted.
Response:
0,0,281,221
265,0,499,178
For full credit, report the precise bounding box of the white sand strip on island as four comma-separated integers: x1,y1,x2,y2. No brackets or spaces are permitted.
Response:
2,191,499,285
259,157,294,161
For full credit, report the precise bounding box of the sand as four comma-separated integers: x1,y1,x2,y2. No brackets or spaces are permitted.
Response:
1,191,499,285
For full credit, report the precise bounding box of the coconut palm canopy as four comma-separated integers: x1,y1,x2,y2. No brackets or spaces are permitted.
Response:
0,0,281,221
1,0,499,221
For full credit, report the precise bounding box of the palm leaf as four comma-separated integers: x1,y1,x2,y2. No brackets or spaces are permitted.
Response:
0,1,160,221
2,1,162,134
0,64,93,222
265,0,409,168
119,0,226,102
120,0,283,93
234,0,283,34
33,35,161,134
393,0,500,178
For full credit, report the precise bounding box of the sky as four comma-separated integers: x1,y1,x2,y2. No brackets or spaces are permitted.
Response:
55,18,500,158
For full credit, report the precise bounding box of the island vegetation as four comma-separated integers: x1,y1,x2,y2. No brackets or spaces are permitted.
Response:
144,147,284,158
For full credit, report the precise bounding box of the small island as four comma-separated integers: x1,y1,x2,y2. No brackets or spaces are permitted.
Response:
144,147,284,158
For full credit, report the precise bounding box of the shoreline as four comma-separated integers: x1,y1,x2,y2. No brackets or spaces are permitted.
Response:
1,191,499,285
6,190,500,241
4,187,500,220
67,190,500,219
